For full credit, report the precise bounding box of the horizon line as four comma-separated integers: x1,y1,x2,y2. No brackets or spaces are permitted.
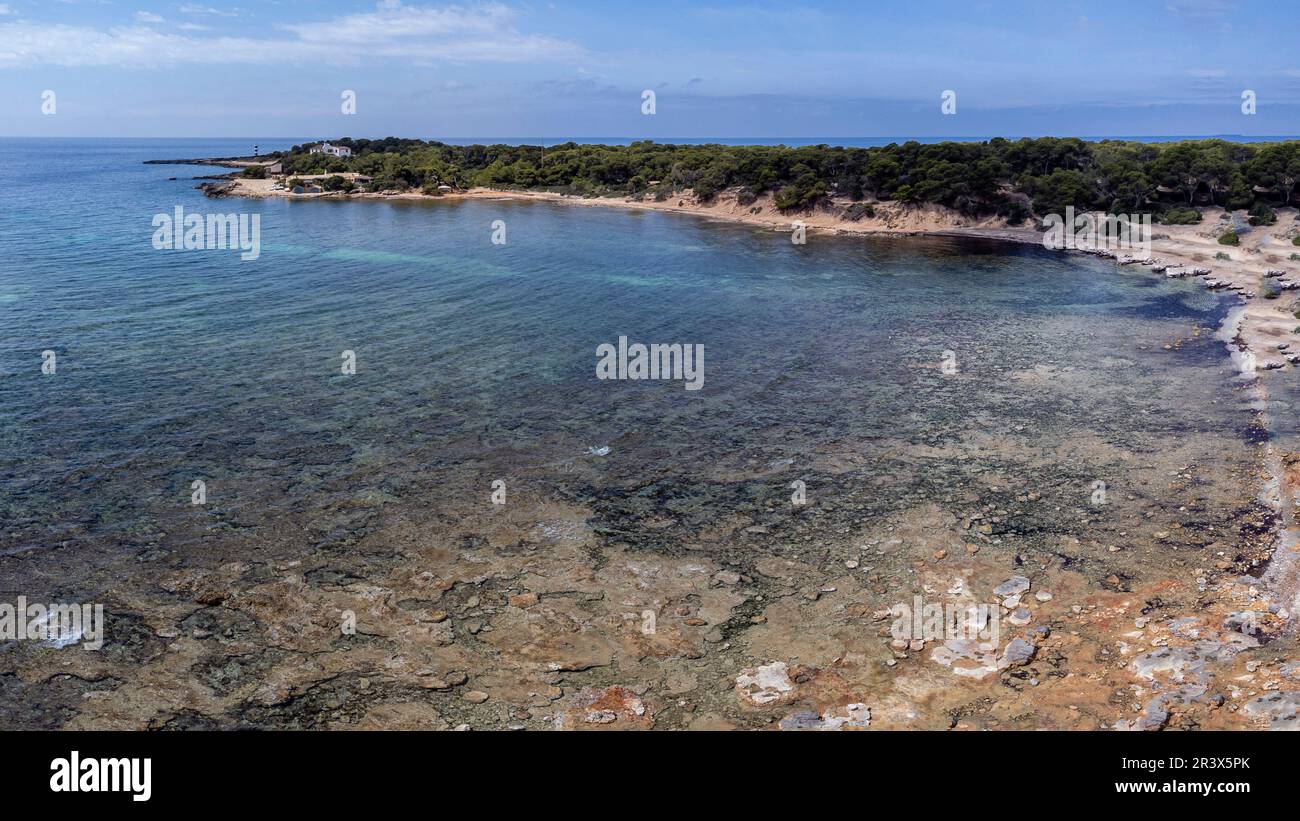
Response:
5,133,1299,142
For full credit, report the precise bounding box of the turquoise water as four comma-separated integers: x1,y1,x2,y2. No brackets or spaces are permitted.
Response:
0,138,1254,598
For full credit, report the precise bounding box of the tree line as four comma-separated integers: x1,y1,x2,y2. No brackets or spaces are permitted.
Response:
273,137,1300,224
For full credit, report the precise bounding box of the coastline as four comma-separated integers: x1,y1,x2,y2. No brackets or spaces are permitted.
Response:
186,160,1300,646
206,167,1300,367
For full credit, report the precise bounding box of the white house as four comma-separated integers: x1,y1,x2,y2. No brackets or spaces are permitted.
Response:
309,142,352,158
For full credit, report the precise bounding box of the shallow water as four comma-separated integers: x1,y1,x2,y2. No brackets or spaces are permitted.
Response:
0,139,1262,591
6,141,1294,732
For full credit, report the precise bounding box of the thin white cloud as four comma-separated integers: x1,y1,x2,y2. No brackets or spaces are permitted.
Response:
279,2,517,47
134,11,164,23
0,4,12,15
178,4,241,16
0,2,578,67
1165,0,1236,18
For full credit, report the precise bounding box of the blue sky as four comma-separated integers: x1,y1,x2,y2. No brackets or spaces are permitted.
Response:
2,0,1298,138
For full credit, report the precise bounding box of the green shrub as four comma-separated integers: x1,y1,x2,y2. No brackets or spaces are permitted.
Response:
242,165,266,179
1001,202,1030,224
1160,206,1201,225
1215,251,1231,260
1248,203,1277,226
1293,235,1300,247
321,175,354,192
1218,231,1240,246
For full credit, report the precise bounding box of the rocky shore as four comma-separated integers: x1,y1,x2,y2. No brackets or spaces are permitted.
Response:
206,167,1300,496
10,161,1290,730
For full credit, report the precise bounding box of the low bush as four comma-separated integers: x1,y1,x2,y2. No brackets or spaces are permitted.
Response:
321,175,354,192
1248,202,1277,226
1160,206,1201,225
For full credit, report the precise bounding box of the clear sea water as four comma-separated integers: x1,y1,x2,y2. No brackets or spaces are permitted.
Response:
0,138,1263,603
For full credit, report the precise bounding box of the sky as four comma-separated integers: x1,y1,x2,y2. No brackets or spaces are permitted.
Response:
1,0,1299,139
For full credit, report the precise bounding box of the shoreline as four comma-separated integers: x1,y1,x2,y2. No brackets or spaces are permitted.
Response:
205,166,1299,365
180,160,1300,635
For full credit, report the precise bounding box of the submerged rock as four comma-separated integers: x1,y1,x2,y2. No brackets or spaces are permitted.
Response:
557,685,652,730
1241,692,1300,730
779,703,870,731
735,662,796,706
931,639,1000,679
999,638,1037,667
993,576,1031,597
1131,647,1201,682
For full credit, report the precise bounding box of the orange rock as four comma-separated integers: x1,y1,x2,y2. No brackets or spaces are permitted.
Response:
508,592,539,608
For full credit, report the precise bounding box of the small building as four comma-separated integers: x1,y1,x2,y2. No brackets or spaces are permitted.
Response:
265,162,283,175
308,142,352,158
